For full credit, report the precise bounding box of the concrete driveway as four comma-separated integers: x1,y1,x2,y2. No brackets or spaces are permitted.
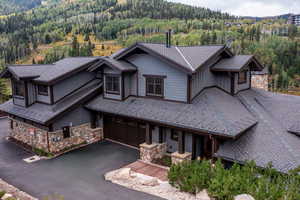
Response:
0,118,163,200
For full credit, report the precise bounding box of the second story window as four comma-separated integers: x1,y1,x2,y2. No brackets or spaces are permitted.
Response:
37,85,49,96
238,70,248,84
145,76,164,97
105,75,120,94
13,81,25,97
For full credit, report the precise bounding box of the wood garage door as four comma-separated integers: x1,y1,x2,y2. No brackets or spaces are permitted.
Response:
104,116,146,148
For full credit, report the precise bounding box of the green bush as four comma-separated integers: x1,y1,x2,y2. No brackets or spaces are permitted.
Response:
33,148,54,157
168,159,300,200
0,191,6,198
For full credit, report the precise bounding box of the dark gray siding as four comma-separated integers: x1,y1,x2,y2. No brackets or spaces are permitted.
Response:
52,106,91,131
191,64,215,99
215,72,231,93
53,71,95,103
235,70,250,94
123,73,131,99
127,54,188,102
27,82,36,105
13,97,25,107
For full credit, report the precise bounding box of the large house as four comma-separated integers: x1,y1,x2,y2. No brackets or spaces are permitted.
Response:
1,40,300,173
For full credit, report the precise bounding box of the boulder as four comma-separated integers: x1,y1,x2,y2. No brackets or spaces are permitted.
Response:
139,177,159,187
105,168,134,181
234,194,255,200
196,189,211,200
2,193,13,200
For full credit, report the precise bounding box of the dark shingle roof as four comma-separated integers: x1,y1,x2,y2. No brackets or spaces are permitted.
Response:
88,57,137,72
86,88,257,138
0,80,102,125
113,43,229,73
211,55,253,72
215,89,300,173
5,57,99,84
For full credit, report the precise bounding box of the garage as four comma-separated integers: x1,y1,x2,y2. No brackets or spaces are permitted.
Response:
103,115,146,148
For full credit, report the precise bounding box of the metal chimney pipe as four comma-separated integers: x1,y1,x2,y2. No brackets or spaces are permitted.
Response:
165,31,169,48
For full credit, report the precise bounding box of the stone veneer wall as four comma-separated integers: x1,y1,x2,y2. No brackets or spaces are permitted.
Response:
9,118,103,154
251,74,268,91
140,143,167,163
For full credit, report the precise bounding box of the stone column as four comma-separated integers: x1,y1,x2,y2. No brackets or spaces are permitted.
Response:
140,142,167,163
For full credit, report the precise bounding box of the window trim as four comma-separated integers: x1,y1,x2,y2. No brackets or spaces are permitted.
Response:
105,74,121,95
37,84,49,96
13,80,25,98
144,75,166,98
238,70,248,84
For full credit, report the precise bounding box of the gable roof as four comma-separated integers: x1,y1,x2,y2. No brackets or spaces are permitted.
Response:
0,79,102,125
113,43,233,74
215,89,300,173
86,87,257,139
211,55,264,72
1,57,100,85
88,57,137,73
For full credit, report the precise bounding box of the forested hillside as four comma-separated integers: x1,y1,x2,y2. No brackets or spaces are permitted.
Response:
0,0,299,100
0,0,42,15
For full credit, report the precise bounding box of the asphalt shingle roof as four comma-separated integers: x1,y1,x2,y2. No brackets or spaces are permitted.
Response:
7,57,99,83
88,57,137,72
114,43,227,73
0,80,102,125
86,87,257,138
211,55,253,72
215,89,300,173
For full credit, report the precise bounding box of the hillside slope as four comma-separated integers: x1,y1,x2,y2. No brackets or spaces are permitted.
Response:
0,0,42,15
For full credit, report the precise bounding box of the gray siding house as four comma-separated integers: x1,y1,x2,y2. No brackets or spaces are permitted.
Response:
1,41,300,173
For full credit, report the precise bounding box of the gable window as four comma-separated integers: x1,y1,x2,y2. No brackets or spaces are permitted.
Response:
62,126,71,139
238,70,248,84
145,76,165,97
105,75,120,94
37,85,49,96
13,81,25,97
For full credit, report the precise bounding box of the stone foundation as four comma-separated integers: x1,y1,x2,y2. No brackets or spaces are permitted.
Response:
251,74,268,91
9,118,103,154
140,143,167,163
171,151,192,165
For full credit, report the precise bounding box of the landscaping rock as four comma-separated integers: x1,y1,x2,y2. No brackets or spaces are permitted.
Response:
235,194,255,200
196,190,211,200
1,193,13,200
139,177,159,187
105,168,135,181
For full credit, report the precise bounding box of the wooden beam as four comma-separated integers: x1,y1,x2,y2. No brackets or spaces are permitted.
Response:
146,123,152,145
178,131,185,154
159,126,164,143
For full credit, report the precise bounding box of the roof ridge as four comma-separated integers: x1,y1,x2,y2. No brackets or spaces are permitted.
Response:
138,42,225,48
175,46,194,71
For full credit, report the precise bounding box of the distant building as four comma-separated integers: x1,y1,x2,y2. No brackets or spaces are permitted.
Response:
288,14,300,26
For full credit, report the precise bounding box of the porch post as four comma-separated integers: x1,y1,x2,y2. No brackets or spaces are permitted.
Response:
178,131,185,154
145,123,152,145
158,126,164,143
90,111,97,129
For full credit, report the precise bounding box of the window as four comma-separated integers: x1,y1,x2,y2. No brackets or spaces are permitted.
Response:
145,76,164,97
171,130,179,141
62,126,71,139
13,81,25,97
105,75,120,94
238,70,247,84
37,85,49,96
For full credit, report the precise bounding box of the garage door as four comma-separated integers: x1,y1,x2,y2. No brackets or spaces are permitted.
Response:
104,116,146,148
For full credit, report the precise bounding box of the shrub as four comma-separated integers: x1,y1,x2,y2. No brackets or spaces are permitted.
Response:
33,148,54,157
168,159,300,200
0,191,6,198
